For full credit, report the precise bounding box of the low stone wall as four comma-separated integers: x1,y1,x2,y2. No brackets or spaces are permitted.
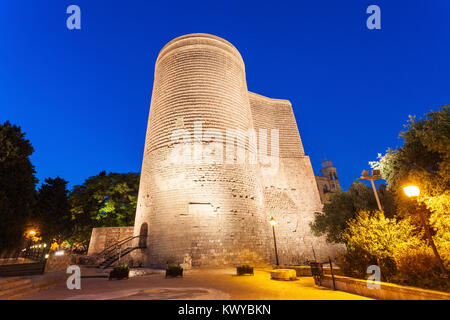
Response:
0,258,35,265
44,254,74,273
87,226,134,256
321,274,450,300
275,265,343,277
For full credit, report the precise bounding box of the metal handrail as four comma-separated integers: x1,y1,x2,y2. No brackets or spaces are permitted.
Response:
100,235,147,260
96,235,135,257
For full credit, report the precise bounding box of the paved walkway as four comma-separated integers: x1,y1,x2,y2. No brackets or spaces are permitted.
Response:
20,268,371,300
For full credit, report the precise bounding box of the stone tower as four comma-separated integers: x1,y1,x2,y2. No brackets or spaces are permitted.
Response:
132,33,343,267
315,159,341,203
320,160,340,191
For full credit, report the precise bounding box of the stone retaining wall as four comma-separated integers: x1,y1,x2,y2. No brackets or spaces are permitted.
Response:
321,274,450,300
274,265,343,276
44,254,74,273
87,226,134,256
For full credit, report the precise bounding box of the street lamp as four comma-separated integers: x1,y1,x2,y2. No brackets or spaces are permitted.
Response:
269,217,279,266
403,185,420,197
29,230,36,236
403,185,448,278
359,169,383,211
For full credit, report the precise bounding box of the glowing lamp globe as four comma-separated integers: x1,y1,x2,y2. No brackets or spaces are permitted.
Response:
269,218,277,227
403,186,420,198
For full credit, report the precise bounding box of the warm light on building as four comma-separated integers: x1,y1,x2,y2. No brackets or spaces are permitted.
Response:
55,250,65,256
403,185,420,198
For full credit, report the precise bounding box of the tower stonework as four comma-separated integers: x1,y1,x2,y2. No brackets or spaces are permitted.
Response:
316,159,341,203
132,34,344,267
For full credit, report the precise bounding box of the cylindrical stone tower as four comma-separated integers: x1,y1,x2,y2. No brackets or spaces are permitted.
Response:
133,34,272,267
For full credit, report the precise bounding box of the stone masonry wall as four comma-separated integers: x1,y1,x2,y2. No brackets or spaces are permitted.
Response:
249,93,344,263
87,226,134,256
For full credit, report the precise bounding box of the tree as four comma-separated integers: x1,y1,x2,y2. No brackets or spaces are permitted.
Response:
341,210,424,282
310,182,397,243
0,121,38,252
35,177,73,247
373,106,449,275
345,211,422,260
373,106,449,216
68,171,139,248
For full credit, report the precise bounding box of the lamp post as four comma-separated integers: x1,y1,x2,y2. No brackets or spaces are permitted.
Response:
269,217,279,266
359,169,382,211
403,185,448,278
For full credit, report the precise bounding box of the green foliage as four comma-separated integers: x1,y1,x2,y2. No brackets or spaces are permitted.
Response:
113,263,129,272
337,247,377,279
310,182,396,243
341,210,422,282
167,265,183,271
68,171,140,248
345,211,422,259
35,177,73,246
393,245,449,292
372,106,449,220
0,121,38,251
373,106,449,199
338,210,448,289
372,106,449,276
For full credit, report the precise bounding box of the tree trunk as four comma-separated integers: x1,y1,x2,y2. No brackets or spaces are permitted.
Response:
417,205,448,278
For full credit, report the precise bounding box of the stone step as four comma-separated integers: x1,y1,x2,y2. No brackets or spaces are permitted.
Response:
0,277,21,285
0,276,67,300
6,277,66,300
0,282,35,298
0,278,31,291
0,262,45,277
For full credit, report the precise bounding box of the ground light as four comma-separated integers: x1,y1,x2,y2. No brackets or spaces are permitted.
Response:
403,185,448,278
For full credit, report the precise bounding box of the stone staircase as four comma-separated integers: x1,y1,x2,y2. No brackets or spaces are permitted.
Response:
98,246,137,269
0,275,66,300
0,261,46,277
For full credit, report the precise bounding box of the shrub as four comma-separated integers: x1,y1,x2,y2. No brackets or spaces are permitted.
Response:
393,246,449,292
337,247,377,279
344,211,422,260
340,210,448,291
113,263,129,272
167,265,182,272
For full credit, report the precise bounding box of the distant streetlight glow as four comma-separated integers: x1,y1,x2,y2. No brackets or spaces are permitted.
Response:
269,217,277,226
29,230,36,236
403,185,420,198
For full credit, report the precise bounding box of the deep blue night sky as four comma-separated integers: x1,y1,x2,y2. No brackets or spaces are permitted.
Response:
1,1,449,190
